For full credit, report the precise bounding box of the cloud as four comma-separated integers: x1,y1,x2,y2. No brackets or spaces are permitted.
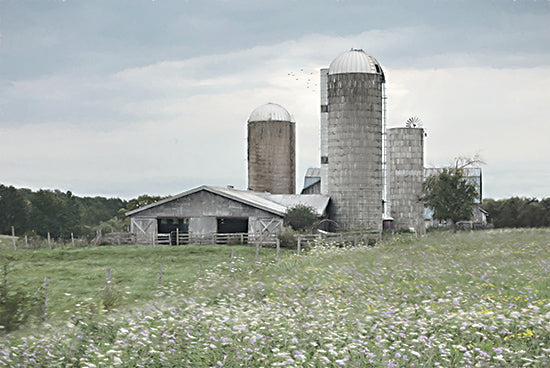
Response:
1,23,548,199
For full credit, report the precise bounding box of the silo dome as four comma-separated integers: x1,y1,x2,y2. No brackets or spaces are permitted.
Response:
328,48,383,75
248,103,295,123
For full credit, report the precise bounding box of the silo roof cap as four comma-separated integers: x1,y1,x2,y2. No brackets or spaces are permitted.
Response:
329,48,384,75
248,103,295,123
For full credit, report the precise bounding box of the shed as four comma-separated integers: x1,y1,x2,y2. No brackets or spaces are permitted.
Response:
126,185,329,245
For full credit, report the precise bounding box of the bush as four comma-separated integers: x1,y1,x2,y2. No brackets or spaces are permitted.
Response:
285,205,319,231
0,264,43,332
277,229,297,249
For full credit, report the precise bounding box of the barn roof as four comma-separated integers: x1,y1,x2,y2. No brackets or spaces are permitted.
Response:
264,194,329,216
125,185,329,217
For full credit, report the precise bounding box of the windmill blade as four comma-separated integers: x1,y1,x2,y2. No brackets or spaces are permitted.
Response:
406,116,422,128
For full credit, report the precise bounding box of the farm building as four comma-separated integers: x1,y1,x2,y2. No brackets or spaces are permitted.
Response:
301,167,321,194
126,185,329,245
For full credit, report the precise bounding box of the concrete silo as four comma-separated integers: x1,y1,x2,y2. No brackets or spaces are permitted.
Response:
247,103,296,194
387,127,425,233
326,49,385,230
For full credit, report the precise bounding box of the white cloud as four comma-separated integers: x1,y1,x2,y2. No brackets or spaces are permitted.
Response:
1,27,548,199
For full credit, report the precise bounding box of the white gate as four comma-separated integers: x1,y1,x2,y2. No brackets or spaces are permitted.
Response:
131,217,157,245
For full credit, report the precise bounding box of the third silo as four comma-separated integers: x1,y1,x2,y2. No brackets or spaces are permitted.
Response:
387,126,425,233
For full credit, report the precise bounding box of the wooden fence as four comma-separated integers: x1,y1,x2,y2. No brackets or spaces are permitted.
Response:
155,232,279,246
154,230,381,253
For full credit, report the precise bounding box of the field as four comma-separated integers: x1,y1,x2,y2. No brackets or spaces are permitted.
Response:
0,228,549,367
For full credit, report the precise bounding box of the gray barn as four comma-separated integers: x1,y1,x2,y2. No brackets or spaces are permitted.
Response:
126,185,329,245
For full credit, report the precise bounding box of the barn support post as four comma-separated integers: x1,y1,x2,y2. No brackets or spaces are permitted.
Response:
11,226,16,251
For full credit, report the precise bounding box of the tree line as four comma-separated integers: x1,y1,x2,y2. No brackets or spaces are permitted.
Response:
0,184,128,238
482,197,550,228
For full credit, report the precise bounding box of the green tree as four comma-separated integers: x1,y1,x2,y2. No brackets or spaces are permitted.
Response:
119,194,165,216
284,204,319,232
482,197,549,228
0,185,30,234
420,158,481,231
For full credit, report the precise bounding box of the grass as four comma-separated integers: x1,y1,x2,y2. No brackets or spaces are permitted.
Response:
0,243,292,325
0,228,549,367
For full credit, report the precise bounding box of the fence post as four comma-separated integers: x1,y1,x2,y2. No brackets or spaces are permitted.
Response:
25,235,28,248
176,228,179,246
198,259,202,279
276,238,280,260
255,242,260,262
47,232,52,250
158,265,162,288
11,226,16,251
230,249,235,272
297,236,302,256
71,233,75,248
42,276,50,319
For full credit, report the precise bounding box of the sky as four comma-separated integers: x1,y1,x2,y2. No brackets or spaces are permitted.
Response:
1,0,549,200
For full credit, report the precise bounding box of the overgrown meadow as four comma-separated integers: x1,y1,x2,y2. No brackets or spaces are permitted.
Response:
1,229,549,367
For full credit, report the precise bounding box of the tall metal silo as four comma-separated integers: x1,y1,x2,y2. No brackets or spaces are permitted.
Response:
387,126,425,233
326,49,385,230
247,102,296,194
320,68,329,195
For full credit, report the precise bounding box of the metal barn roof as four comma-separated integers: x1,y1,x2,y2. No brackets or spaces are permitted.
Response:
329,49,384,75
125,185,329,218
305,167,321,177
248,103,295,123
263,193,330,217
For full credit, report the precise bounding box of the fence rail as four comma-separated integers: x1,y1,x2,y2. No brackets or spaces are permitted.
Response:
154,232,279,246
154,230,381,248
4,227,381,253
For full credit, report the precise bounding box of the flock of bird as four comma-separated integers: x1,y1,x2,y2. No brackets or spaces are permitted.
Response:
287,68,318,93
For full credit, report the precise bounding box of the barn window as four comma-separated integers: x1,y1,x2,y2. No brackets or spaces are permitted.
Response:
217,218,248,234
157,218,188,234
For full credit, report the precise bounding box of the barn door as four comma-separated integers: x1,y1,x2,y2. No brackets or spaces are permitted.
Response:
131,217,156,245
257,218,283,236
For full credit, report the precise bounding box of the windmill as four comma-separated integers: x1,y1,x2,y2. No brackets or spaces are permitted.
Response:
405,116,422,128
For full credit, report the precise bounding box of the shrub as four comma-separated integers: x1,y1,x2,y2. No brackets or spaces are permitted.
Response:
0,264,43,332
277,229,297,249
284,205,319,231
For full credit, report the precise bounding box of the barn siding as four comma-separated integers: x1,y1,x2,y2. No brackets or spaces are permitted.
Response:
129,190,282,244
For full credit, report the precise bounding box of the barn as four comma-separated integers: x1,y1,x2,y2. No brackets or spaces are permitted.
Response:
126,185,329,245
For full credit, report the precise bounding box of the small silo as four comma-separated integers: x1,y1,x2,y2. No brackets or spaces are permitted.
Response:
326,49,385,230
247,102,296,194
387,126,425,233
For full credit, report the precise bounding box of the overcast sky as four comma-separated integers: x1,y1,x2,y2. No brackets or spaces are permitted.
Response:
1,0,548,200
